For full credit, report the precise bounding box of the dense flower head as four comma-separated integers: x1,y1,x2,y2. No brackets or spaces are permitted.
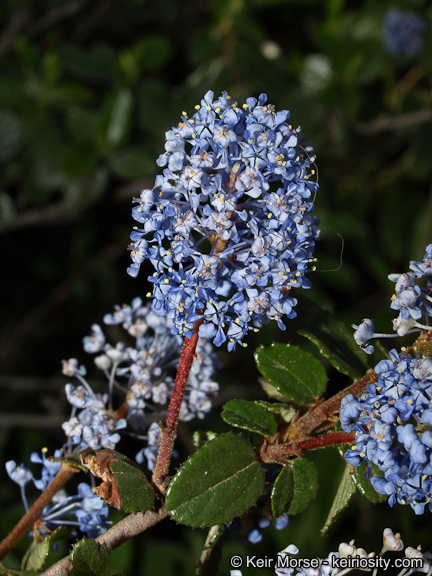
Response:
382,8,427,58
6,448,109,537
353,245,432,354
341,348,432,514
128,90,320,350
62,297,219,468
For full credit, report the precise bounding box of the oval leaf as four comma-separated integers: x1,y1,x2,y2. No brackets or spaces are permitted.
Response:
271,459,318,516
221,399,278,436
165,433,265,527
271,465,294,518
255,344,327,404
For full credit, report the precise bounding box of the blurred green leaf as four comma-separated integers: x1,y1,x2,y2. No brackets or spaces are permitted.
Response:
22,527,70,571
165,433,265,527
104,89,133,149
255,343,327,404
61,44,117,83
0,109,25,163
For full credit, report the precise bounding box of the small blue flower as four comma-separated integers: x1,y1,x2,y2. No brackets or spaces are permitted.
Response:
382,8,427,58
128,91,320,349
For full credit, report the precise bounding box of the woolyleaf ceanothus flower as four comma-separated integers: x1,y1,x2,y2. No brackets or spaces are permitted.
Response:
128,91,320,350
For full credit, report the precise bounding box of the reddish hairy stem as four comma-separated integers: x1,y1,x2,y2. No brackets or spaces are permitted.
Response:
152,321,202,492
259,430,356,465
0,463,77,560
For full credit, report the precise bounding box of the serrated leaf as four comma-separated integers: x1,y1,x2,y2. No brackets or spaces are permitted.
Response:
221,399,278,436
255,344,327,404
321,464,356,536
70,539,110,576
81,449,155,513
271,459,318,517
292,295,369,378
165,433,265,527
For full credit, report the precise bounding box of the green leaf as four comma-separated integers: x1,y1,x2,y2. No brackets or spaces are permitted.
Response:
292,295,369,378
81,449,155,513
337,447,386,504
271,465,294,518
351,461,387,504
255,343,327,404
271,459,318,517
221,399,278,436
22,527,70,571
321,463,356,535
70,539,111,576
165,433,265,527
104,89,133,149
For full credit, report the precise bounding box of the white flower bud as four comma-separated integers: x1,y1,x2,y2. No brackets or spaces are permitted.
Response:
383,528,404,552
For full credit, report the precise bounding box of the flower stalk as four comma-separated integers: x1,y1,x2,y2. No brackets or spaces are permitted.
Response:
152,319,203,492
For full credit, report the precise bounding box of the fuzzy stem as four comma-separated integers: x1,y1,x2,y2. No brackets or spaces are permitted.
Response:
152,320,202,492
259,430,356,465
0,463,77,560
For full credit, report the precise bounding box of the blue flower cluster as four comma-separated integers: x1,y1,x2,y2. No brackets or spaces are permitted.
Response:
353,245,432,354
341,349,432,514
6,449,109,537
62,297,219,469
128,91,320,350
382,8,427,58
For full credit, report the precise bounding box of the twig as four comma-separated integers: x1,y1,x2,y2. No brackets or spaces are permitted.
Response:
40,507,169,576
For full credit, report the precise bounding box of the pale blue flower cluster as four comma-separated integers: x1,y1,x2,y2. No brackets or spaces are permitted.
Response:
128,91,319,350
382,8,427,58
353,245,432,354
341,349,432,514
6,449,109,537
62,297,219,469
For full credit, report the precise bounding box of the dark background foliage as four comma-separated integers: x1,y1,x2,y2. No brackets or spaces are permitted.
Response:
1,0,431,573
